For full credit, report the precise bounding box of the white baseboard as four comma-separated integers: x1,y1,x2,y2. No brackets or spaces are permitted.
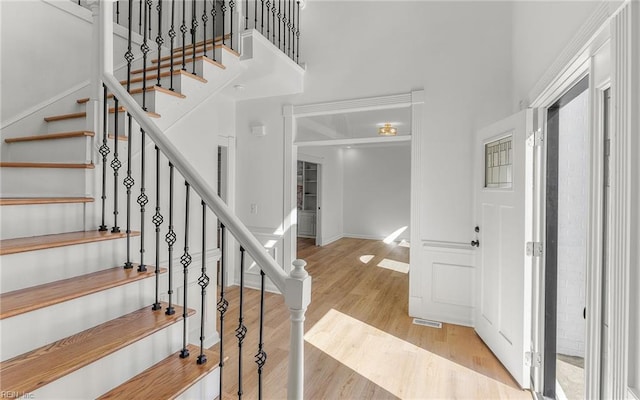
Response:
320,234,343,246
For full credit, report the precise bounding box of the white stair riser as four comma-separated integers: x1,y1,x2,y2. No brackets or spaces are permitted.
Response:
31,322,185,400
0,276,160,361
177,367,220,400
0,167,91,197
2,136,92,164
0,202,87,240
1,237,138,292
45,111,127,136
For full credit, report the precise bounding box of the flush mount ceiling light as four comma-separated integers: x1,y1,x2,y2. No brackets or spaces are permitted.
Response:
378,123,397,136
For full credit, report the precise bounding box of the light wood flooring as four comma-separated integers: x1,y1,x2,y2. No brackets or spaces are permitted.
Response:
215,237,532,399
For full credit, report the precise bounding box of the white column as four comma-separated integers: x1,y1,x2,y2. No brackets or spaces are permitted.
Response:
609,1,639,397
284,259,312,400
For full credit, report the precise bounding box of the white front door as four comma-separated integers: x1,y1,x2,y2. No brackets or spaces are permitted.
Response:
474,109,534,389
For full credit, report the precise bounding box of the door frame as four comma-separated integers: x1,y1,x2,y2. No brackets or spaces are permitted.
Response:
296,155,322,246
283,91,425,271
528,9,612,397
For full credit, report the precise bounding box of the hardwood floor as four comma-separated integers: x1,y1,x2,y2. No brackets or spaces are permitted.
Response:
215,237,531,399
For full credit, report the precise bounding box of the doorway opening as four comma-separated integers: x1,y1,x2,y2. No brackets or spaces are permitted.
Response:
543,76,589,400
296,160,320,245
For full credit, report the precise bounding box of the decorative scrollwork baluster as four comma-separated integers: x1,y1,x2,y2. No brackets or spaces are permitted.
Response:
217,223,228,396
236,246,247,399
179,182,192,359
255,269,267,400
165,162,176,315
99,84,110,232
197,201,210,365
152,146,163,310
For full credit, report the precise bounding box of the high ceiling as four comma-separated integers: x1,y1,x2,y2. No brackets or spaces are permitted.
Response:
296,106,411,143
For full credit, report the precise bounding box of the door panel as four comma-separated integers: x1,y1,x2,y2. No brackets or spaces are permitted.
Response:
475,109,533,389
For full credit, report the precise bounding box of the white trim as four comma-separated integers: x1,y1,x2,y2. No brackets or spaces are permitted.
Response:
342,233,409,242
528,2,611,107
292,93,413,118
0,81,90,131
295,135,411,147
629,387,640,400
320,233,343,247
285,91,424,282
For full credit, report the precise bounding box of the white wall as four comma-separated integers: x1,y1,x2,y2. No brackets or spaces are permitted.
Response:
556,90,589,358
342,144,410,241
236,1,514,249
298,146,344,245
511,1,603,110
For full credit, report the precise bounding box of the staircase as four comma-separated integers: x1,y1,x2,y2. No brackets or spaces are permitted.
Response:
0,1,308,399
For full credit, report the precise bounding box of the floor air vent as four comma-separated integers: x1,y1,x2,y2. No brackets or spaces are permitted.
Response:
412,318,442,329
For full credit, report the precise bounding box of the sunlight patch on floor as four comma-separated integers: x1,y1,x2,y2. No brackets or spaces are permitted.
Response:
359,255,375,264
305,309,530,400
383,226,408,244
377,258,410,273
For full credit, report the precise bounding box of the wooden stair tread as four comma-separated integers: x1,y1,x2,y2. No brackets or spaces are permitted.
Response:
0,162,94,169
153,43,239,64
0,266,166,319
44,108,160,122
120,69,208,86
0,197,94,206
133,56,226,75
4,131,94,143
0,230,140,255
77,86,187,104
97,344,219,399
150,34,229,63
0,303,193,394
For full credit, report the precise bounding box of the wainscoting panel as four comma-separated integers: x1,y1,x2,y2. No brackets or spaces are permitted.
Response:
409,241,476,327
240,227,284,294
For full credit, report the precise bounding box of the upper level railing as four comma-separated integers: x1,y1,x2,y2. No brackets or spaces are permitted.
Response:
77,0,302,66
81,1,311,398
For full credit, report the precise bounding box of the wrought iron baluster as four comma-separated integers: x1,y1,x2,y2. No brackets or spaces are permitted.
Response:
165,162,176,315
152,146,163,310
245,0,249,29
141,0,151,110
217,223,228,396
277,0,281,50
156,1,164,87
123,111,134,269
254,0,258,30
191,0,198,75
148,0,152,42
221,1,227,47
169,0,177,90
296,0,300,64
99,84,110,232
210,1,217,61
261,0,264,33
291,0,295,61
139,0,143,34
288,0,292,57
255,269,267,400
180,182,192,358
266,0,270,41
111,97,121,233
271,0,275,43
181,0,187,70
122,2,134,262
197,200,210,364
282,0,285,53
229,0,235,50
137,130,148,272
236,246,247,399
202,1,208,58
116,1,120,24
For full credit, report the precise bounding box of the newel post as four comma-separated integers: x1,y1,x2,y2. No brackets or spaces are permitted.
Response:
284,259,312,400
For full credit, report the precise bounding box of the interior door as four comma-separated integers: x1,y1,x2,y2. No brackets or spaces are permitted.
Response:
474,109,534,389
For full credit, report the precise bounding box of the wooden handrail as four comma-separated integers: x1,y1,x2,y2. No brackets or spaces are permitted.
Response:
103,74,288,293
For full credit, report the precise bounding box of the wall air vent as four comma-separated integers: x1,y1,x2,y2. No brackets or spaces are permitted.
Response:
412,318,442,329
